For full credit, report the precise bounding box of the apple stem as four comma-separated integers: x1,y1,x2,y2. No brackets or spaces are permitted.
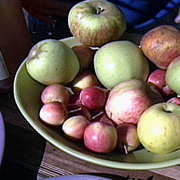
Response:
96,7,104,14
69,107,82,113
123,144,128,155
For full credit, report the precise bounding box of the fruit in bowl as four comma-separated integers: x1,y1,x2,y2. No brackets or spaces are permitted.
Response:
68,0,126,47
94,40,149,89
26,39,80,85
71,71,100,92
166,55,180,95
147,69,174,97
105,79,163,125
137,102,180,154
84,121,118,153
140,25,180,69
116,123,140,153
13,0,180,169
14,36,180,170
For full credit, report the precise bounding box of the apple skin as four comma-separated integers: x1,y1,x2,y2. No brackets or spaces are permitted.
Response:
167,97,180,106
72,45,95,69
41,84,71,105
166,56,180,95
68,0,126,47
84,121,117,153
140,25,180,69
26,39,80,85
147,69,174,97
137,102,180,154
62,115,90,141
71,71,100,92
116,123,140,153
94,40,149,89
39,102,68,126
105,79,163,125
79,86,107,110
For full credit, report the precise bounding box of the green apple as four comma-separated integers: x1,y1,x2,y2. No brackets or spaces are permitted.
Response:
68,0,126,47
137,102,180,154
94,40,149,89
166,56,180,95
26,39,80,85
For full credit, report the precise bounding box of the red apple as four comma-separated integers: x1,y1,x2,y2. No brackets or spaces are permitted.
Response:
79,86,107,110
84,121,117,153
39,102,68,126
68,93,81,105
167,96,180,106
147,69,174,97
105,79,163,125
116,123,140,153
140,25,180,69
62,115,90,141
41,84,71,105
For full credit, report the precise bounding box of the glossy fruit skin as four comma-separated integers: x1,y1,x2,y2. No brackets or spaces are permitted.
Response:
62,115,90,140
39,102,68,126
116,123,140,153
71,71,100,93
166,56,180,95
41,84,71,105
79,86,107,110
26,39,80,85
167,97,180,105
84,121,117,153
140,25,180,69
105,79,163,125
137,103,180,154
94,41,149,89
148,69,173,97
68,0,126,47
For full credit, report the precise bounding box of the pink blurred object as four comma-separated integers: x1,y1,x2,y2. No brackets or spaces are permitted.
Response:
0,111,5,164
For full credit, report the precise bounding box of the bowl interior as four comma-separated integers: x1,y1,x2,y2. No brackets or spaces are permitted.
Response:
14,37,180,170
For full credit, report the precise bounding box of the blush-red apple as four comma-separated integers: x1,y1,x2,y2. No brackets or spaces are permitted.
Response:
147,69,174,97
105,79,163,125
84,121,117,153
140,25,180,69
39,102,68,126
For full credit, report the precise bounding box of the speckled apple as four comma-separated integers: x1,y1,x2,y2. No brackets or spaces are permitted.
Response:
68,0,126,47
140,25,180,69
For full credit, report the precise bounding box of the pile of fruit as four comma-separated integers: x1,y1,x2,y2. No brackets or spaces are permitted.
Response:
25,0,180,155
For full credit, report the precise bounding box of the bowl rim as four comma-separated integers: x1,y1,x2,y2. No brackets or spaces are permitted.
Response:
13,37,180,170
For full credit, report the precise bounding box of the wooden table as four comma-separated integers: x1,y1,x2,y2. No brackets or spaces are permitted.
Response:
0,92,180,180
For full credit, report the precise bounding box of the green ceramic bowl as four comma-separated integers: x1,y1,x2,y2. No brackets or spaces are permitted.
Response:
14,37,180,170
